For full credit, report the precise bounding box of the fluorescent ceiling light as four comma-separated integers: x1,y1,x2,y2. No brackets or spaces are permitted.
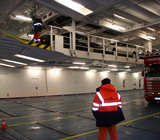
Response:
15,15,32,21
51,68,62,71
75,31,84,35
110,39,119,42
1,59,27,65
114,14,125,19
102,71,110,73
73,62,86,65
80,67,89,70
69,66,80,69
55,0,93,16
108,65,117,67
111,69,118,71
147,27,155,31
112,25,126,30
89,69,97,72
0,63,15,67
15,54,45,62
124,66,130,68
30,67,42,70
119,72,127,74
147,36,156,40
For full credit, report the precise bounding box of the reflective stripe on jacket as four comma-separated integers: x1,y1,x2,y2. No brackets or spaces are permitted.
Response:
92,84,122,112
32,18,42,33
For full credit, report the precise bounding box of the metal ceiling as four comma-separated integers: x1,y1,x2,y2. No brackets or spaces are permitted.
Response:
1,0,159,72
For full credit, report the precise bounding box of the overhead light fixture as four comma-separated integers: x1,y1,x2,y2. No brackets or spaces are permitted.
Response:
101,71,110,73
30,67,42,70
110,39,119,42
1,59,27,65
88,69,97,72
73,62,86,65
55,0,93,16
108,65,117,67
147,27,155,32
51,68,62,71
124,66,130,68
14,54,45,62
111,69,118,71
15,15,32,21
147,36,156,40
69,66,80,69
112,25,126,30
119,72,127,74
80,67,89,70
75,31,84,35
0,63,15,67
114,14,125,19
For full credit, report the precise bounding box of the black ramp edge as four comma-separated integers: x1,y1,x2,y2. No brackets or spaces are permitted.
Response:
0,109,18,117
37,123,75,136
5,128,30,140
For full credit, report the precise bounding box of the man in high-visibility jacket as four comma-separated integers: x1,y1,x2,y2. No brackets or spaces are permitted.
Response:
92,78,125,140
32,16,42,44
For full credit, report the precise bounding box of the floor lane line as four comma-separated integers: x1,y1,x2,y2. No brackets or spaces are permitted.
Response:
1,102,146,121
8,115,75,127
59,111,160,140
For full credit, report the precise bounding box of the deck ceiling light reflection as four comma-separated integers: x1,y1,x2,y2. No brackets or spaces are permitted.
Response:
147,36,156,40
1,59,27,65
112,25,126,30
55,0,93,16
15,54,45,62
0,63,15,67
73,62,86,65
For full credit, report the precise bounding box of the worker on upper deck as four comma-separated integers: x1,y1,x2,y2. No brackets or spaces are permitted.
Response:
32,16,42,44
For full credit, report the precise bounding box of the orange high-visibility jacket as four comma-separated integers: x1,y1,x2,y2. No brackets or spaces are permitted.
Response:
92,84,122,112
92,84,124,127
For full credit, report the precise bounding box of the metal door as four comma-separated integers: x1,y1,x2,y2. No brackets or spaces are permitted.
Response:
31,78,38,96
133,78,136,89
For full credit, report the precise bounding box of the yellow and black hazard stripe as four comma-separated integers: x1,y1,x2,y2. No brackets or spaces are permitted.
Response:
27,42,50,50
2,32,50,50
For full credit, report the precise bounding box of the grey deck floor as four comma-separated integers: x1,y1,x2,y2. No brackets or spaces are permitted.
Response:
0,90,160,140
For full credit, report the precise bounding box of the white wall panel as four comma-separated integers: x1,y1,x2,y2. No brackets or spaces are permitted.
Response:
0,66,143,98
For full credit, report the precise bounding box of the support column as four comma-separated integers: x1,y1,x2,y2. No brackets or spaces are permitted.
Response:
63,19,76,56
145,41,152,53
72,19,76,51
